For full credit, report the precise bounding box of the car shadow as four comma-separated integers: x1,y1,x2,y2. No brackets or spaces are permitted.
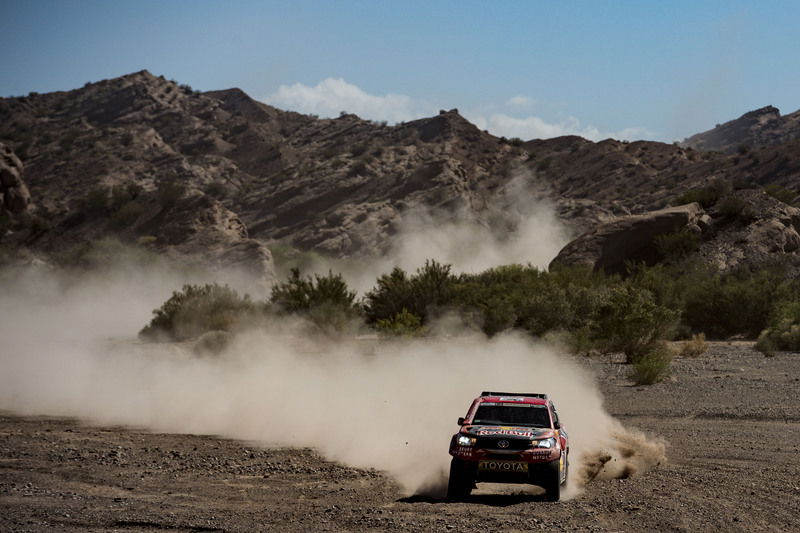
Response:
398,490,547,507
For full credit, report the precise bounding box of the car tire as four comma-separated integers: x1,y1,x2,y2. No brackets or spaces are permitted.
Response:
543,458,561,502
447,457,473,500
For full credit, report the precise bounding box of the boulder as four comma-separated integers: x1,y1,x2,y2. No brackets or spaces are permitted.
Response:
0,142,30,214
550,203,706,274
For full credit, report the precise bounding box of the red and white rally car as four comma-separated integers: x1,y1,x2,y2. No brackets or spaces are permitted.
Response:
447,391,569,501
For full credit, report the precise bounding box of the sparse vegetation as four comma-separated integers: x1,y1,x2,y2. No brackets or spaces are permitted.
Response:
679,333,708,357
755,301,800,355
628,342,674,384
654,228,700,263
764,184,796,205
673,179,731,208
717,195,754,221
269,268,360,334
139,283,258,341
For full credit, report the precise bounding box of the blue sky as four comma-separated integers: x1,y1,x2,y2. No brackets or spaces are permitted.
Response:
2,0,799,142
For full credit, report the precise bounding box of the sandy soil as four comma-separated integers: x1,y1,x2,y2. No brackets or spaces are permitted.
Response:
2,342,799,532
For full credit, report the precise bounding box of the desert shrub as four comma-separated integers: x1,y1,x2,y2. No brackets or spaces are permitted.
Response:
593,284,678,363
654,229,700,263
157,181,186,209
681,266,787,338
269,268,360,334
112,200,144,227
140,283,257,341
83,185,110,215
755,301,800,355
679,333,708,357
364,260,455,326
537,157,551,171
717,195,754,221
628,342,674,385
764,185,796,205
673,180,731,208
375,309,426,337
193,330,232,357
510,137,524,147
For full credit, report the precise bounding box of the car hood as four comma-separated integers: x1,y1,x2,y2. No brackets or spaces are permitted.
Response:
462,425,555,439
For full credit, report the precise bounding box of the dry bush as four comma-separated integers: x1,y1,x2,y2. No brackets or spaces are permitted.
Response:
679,333,708,357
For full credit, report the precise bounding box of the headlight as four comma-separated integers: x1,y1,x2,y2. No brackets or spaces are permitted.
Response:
457,435,476,447
534,437,556,449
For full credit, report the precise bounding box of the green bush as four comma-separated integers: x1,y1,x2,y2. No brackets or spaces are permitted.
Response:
140,284,257,341
681,266,789,338
654,229,700,263
269,268,360,334
364,260,455,325
673,180,731,208
593,284,678,363
628,342,674,385
375,309,426,337
755,301,800,355
717,195,754,221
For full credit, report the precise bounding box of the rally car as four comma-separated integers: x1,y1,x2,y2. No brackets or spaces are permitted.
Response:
447,391,569,501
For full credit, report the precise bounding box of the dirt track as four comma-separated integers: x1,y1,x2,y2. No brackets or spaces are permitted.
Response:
2,342,799,532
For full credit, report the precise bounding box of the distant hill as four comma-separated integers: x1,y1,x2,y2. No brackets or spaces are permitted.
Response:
682,105,800,153
2,71,800,278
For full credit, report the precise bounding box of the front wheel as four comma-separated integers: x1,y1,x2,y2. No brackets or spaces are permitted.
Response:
543,458,561,502
447,458,473,500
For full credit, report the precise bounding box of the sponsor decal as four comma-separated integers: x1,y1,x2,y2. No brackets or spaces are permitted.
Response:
476,428,535,437
479,460,527,472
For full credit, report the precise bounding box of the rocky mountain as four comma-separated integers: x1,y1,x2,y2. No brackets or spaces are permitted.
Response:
2,70,800,279
682,105,800,153
551,189,800,275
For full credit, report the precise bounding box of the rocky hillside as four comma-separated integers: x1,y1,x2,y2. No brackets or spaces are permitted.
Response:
682,105,800,153
2,70,800,279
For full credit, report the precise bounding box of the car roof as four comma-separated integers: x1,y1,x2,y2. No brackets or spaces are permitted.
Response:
476,394,549,406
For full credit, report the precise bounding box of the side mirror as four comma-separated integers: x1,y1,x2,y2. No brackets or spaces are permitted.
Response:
457,417,465,426
553,421,560,429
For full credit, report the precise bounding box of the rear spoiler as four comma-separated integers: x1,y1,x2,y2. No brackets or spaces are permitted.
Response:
480,391,548,400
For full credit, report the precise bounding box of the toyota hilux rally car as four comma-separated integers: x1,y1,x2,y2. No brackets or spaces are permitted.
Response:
447,392,568,501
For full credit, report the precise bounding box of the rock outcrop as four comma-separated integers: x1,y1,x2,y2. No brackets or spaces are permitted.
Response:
683,106,800,153
552,190,800,274
0,143,31,215
550,203,707,274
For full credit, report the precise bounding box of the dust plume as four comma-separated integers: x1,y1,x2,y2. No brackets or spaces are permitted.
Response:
280,171,571,294
0,264,663,498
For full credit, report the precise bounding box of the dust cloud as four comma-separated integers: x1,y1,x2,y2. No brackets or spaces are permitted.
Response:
0,263,663,498
284,171,571,294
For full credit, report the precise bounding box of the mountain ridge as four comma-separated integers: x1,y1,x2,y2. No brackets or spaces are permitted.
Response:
2,71,800,279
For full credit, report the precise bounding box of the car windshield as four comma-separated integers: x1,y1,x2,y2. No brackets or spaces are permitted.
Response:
472,404,551,427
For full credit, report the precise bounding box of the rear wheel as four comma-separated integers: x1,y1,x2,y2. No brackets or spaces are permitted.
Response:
447,458,473,500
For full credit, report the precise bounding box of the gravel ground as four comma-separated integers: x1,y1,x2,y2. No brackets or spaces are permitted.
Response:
2,342,799,532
